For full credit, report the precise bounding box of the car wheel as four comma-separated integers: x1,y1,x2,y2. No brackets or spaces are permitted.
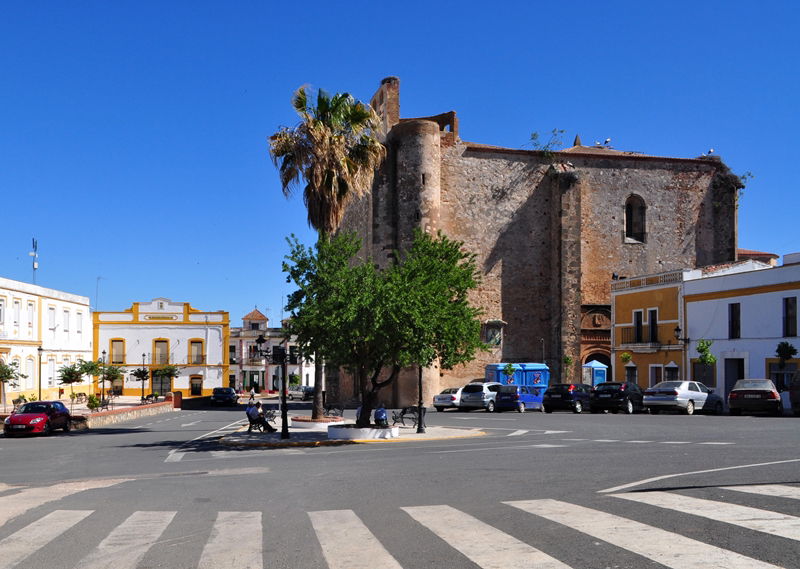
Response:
517,402,525,413
287,394,294,401
650,408,660,415
730,408,741,416
42,422,52,436
435,406,444,412
684,400,695,415
486,401,495,413
63,420,71,432
623,399,634,415
573,401,583,414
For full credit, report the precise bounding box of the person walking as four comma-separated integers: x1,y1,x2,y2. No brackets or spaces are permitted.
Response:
249,386,256,403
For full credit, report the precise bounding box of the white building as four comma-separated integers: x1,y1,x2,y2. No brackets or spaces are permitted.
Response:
0,276,92,403
685,253,800,409
229,308,314,393
93,298,229,397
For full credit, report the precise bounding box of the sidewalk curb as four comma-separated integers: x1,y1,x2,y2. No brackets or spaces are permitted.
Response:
219,427,487,448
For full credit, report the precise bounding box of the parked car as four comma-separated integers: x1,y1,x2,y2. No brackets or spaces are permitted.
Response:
209,387,239,406
542,383,592,413
495,385,541,413
644,381,724,415
728,379,783,416
459,382,503,412
589,381,645,414
4,401,71,436
287,385,314,401
433,387,463,411
790,370,800,416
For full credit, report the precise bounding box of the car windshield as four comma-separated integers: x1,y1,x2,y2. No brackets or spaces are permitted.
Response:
547,384,571,392
213,388,230,394
733,380,774,390
595,383,622,391
499,385,518,393
462,384,483,393
652,382,683,389
18,403,50,414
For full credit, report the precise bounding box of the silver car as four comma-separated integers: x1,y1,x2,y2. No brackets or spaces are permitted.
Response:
433,387,462,412
459,382,503,412
644,381,723,415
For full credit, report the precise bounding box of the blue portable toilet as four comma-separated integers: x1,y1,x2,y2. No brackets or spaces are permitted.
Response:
582,360,608,386
485,363,550,410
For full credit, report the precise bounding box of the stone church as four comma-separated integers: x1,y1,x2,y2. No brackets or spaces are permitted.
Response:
334,76,740,407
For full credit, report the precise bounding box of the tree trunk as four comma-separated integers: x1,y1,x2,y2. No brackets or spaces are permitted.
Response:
311,356,324,420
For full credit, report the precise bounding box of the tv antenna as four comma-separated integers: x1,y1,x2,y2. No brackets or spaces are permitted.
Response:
28,238,39,284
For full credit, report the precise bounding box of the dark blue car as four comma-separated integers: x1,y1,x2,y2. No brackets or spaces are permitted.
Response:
495,385,541,413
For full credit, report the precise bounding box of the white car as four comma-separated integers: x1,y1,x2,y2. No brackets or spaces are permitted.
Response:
644,381,723,415
433,387,463,412
459,382,503,412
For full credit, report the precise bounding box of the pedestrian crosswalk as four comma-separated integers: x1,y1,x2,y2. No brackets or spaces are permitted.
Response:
0,484,797,568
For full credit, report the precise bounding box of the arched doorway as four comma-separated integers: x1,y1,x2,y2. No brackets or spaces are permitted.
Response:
584,353,611,383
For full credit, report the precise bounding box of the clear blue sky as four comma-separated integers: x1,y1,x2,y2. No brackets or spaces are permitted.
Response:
2,1,797,323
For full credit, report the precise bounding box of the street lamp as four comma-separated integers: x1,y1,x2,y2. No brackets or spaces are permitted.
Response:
254,335,289,440
673,326,690,344
37,346,43,400
416,364,426,434
141,353,147,402
100,349,106,401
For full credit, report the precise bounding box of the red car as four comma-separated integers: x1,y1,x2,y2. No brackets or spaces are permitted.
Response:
4,401,72,436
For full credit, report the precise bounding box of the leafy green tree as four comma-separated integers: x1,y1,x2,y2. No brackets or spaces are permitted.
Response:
131,366,150,400
502,363,516,383
58,363,84,411
270,85,386,420
78,359,102,394
776,341,798,369
284,230,484,426
0,360,26,412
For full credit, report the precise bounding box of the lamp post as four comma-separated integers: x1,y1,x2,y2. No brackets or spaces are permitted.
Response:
141,353,147,402
37,346,43,400
674,326,690,380
100,350,106,401
416,364,426,434
255,335,289,440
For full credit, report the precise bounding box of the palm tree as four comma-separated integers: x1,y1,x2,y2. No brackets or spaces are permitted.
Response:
270,86,386,419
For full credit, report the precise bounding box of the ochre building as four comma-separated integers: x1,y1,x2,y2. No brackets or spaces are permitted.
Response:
335,77,741,407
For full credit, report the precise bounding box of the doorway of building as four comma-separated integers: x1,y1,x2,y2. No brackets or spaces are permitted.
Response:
152,372,172,396
724,358,745,401
190,375,203,396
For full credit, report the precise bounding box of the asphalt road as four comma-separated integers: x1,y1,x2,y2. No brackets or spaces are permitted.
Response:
1,403,799,568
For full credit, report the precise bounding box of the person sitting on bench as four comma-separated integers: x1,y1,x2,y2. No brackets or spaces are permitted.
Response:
246,401,276,433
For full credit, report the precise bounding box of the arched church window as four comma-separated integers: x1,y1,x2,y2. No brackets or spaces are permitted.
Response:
624,195,646,242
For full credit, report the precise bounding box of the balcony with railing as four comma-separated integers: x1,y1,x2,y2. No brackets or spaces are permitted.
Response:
619,325,661,346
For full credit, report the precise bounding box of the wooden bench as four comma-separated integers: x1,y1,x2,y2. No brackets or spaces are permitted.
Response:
392,407,419,427
74,392,88,404
98,399,111,412
247,411,276,432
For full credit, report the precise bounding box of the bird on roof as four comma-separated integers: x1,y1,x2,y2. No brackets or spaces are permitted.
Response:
604,138,612,145
708,148,714,154
594,140,601,146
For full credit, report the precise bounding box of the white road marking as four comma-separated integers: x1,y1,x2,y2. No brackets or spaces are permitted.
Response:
450,417,518,421
165,419,245,462
506,499,780,568
599,457,800,494
0,510,93,569
720,484,800,500
697,442,735,445
660,441,692,444
76,510,176,569
625,440,652,443
561,438,588,441
181,421,201,427
402,504,569,569
507,430,528,436
434,443,566,454
198,511,262,569
531,444,566,448
613,491,800,540
593,439,619,442
308,510,402,569
0,478,130,529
